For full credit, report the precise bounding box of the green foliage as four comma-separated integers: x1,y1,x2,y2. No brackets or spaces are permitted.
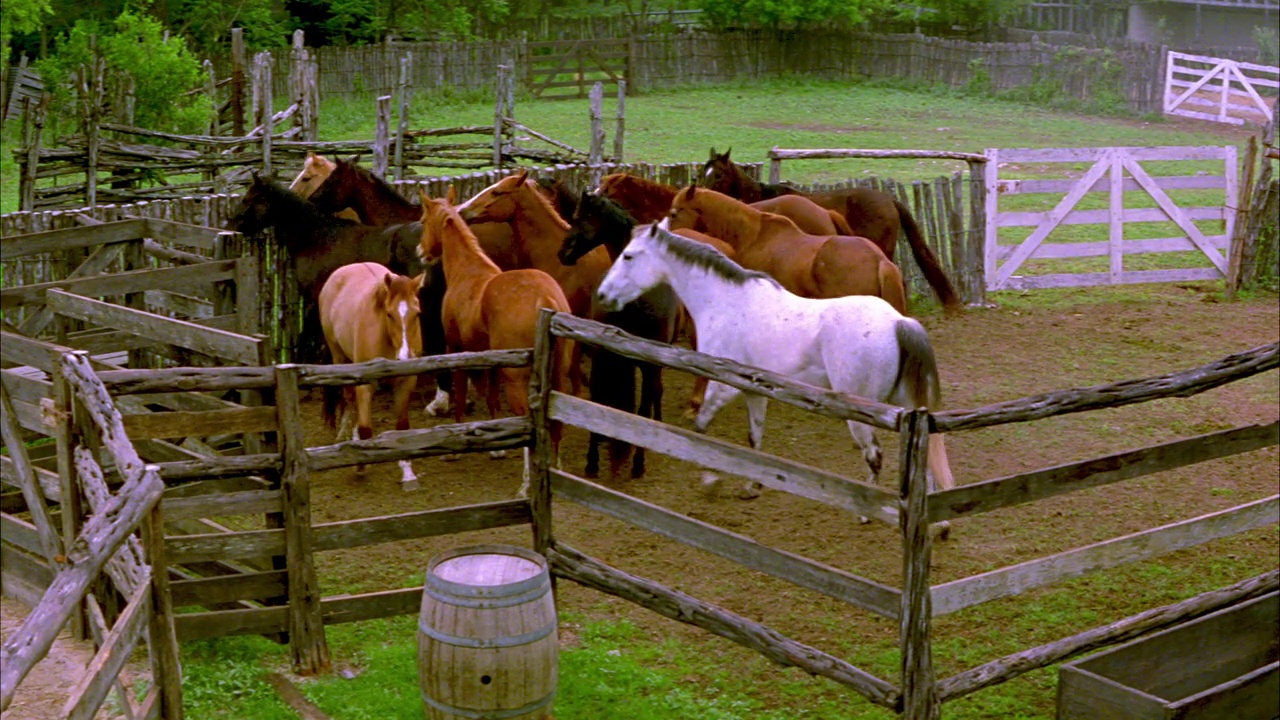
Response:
919,0,1029,28
0,0,51,71
697,0,891,28
37,9,211,133
385,0,512,41
170,0,289,53
1254,26,1279,66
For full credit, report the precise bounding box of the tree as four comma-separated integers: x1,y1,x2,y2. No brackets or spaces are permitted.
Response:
1,0,52,70
697,0,895,28
168,0,290,55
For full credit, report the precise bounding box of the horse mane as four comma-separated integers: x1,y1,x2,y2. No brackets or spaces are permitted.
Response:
649,224,778,288
252,179,352,239
422,201,501,273
518,177,571,231
346,161,415,208
601,173,677,200
584,192,638,227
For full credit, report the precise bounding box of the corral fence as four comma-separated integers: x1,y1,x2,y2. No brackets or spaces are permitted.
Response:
1164,50,1279,126
1,307,1274,718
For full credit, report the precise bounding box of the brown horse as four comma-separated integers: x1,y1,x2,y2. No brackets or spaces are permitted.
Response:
596,172,848,238
319,262,425,490
290,153,362,222
666,186,908,314
417,189,574,489
456,170,612,320
701,148,962,313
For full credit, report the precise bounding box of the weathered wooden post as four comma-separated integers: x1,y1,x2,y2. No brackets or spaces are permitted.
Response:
19,95,47,212
614,79,626,162
141,501,183,720
899,409,938,720
203,60,217,136
589,82,605,187
80,58,106,208
527,309,557,557
373,94,391,178
230,28,247,137
256,52,274,176
394,53,413,181
1227,136,1257,298
494,64,511,169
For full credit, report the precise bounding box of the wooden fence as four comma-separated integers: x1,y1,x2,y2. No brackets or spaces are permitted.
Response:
3,310,1272,717
1164,50,1279,126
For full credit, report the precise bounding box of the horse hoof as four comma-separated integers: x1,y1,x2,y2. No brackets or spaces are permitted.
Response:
699,471,721,498
489,450,507,460
683,407,700,420
584,468,600,480
857,515,871,525
736,484,762,501
402,480,420,492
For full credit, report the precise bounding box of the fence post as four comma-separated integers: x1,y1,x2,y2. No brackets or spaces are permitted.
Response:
202,60,217,137
291,30,313,144
614,79,626,162
527,309,557,557
589,82,605,186
373,95,391,178
81,58,105,208
978,151,997,298
899,408,938,720
274,365,330,675
19,95,47,212
394,53,412,181
494,64,511,169
141,501,183,720
230,28,247,137
257,52,274,177
769,151,782,185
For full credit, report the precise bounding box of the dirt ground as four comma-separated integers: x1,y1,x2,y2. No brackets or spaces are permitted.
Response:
4,282,1277,717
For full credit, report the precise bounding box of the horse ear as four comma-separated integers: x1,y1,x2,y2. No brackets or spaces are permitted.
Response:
724,147,732,161
513,169,529,184
446,185,457,205
418,187,430,205
686,184,697,198
708,147,718,161
412,273,426,291
347,155,361,166
379,274,393,304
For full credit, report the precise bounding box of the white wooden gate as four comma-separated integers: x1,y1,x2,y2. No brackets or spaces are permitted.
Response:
1164,51,1278,126
983,146,1238,291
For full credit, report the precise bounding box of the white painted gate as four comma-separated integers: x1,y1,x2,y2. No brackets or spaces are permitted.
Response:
1164,51,1278,126
983,146,1238,291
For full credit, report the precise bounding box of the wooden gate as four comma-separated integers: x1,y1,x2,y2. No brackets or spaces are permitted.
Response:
984,145,1238,290
1164,51,1278,126
524,39,629,100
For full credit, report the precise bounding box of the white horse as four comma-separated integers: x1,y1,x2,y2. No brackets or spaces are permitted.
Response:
596,223,956,533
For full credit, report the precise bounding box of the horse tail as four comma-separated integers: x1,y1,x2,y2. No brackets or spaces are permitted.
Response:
891,319,941,411
893,199,963,314
878,259,910,316
891,318,956,499
828,210,854,236
589,347,637,476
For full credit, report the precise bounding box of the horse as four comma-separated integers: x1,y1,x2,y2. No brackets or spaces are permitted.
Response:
417,188,575,493
319,262,425,490
224,174,430,364
555,189,695,479
664,185,909,315
700,147,963,313
596,223,955,537
596,172,850,237
290,152,361,222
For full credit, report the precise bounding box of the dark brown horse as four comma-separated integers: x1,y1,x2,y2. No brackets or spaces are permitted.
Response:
700,148,962,313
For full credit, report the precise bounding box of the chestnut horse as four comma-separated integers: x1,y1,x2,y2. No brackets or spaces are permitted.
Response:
664,186,908,314
596,172,851,236
290,152,361,222
701,148,962,313
417,189,574,491
319,262,425,490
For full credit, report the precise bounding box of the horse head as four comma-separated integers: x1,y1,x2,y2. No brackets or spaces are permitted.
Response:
225,172,276,235
561,191,635,266
455,170,528,224
701,147,735,192
289,152,338,199
308,155,361,216
375,271,425,361
665,185,711,235
597,224,666,312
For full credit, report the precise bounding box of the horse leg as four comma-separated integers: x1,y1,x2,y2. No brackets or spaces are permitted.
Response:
482,369,507,459
692,381,743,497
354,383,375,480
845,419,883,524
393,375,420,492
629,362,664,479
736,394,769,500
928,433,955,541
437,369,468,463
684,320,707,419
425,371,451,417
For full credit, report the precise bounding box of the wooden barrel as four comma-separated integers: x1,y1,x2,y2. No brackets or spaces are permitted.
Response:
418,544,558,720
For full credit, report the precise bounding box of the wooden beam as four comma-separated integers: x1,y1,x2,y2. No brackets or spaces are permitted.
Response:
312,500,531,551
46,290,263,365
162,490,282,521
0,220,148,260
0,384,62,564
306,416,532,471
931,495,1279,616
898,410,938,720
550,392,897,524
121,406,279,441
61,582,152,720
1,261,235,310
144,218,229,251
552,470,900,618
930,422,1279,522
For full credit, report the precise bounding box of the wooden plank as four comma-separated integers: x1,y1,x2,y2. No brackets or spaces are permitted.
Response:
263,673,333,720
162,490,281,521
297,349,531,387
931,422,1279,523
993,235,1228,261
1121,154,1229,274
996,146,1229,163
46,289,262,365
934,342,1276,433
169,570,288,607
0,220,147,260
0,261,235,310
306,416,532,471
995,174,1225,195
995,205,1225,228
141,503,182,720
61,583,152,720
18,241,127,338
0,332,65,373
166,527,284,563
0,371,51,408
931,496,1279,616
144,218,228,251
1001,268,1224,290
174,605,287,642
550,392,898,524
321,587,422,625
64,315,240,358
143,291,214,319
550,313,901,430
120,406,279,441
93,366,274,395
6,395,46,434
0,513,43,556
898,410,938,720
527,309,555,554
552,469,900,619
0,544,52,607
549,542,901,710
312,500,531,551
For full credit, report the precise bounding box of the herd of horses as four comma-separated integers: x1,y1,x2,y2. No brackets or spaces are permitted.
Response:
224,150,959,534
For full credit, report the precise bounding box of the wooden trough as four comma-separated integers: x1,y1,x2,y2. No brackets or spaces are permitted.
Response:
1058,591,1279,720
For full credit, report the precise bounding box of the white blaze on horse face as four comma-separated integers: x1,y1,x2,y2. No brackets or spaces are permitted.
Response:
396,300,412,360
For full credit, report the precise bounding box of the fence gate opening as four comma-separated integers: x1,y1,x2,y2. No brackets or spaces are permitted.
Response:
524,39,629,100
984,145,1238,291
1164,51,1279,127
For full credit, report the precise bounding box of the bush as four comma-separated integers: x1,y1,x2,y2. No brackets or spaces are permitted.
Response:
37,10,211,134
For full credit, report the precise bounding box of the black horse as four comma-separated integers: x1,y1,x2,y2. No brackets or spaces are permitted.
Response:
559,191,683,480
